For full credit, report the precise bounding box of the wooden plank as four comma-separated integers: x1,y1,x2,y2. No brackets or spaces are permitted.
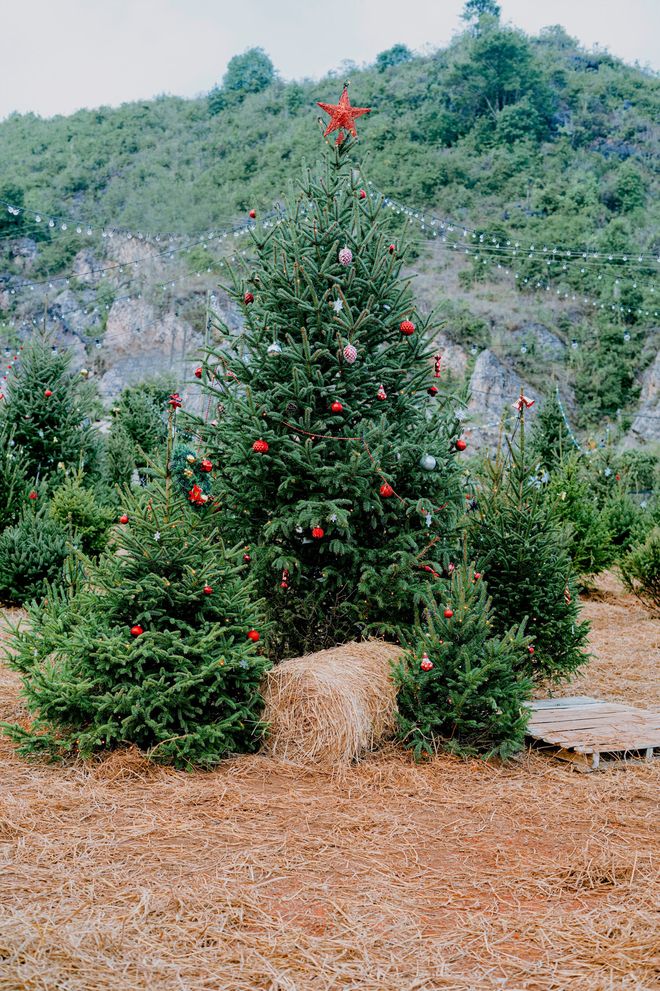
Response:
527,696,660,764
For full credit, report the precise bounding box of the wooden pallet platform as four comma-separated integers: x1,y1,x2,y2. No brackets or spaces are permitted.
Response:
527,696,660,769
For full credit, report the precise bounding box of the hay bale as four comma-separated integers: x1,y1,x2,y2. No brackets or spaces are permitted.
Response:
260,639,403,765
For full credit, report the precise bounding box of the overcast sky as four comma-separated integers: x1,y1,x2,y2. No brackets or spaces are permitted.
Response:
1,0,658,120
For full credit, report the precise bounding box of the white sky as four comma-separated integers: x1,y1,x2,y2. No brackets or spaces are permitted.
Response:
1,0,658,120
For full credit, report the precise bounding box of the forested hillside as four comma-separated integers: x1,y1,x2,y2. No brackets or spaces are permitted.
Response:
1,1,659,438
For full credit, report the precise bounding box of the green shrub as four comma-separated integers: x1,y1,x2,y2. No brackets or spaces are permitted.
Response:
49,473,115,557
393,557,533,760
0,513,70,604
545,457,614,577
620,526,660,610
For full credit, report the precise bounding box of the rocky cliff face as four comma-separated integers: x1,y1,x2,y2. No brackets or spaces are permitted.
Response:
466,349,541,449
628,351,660,445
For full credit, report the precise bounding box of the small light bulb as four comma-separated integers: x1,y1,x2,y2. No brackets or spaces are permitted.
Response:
35,214,41,223
51,346,57,355
49,218,55,227
572,339,578,349
87,228,92,235
76,225,82,233
95,339,101,349
61,222,67,230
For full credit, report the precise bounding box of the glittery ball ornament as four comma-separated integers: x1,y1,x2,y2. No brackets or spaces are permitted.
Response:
343,344,357,364
399,321,415,336
420,454,436,471
379,482,394,498
420,653,433,672
199,458,213,472
312,527,324,539
338,247,353,266
194,366,202,379
252,439,269,454
267,341,282,356
244,291,254,304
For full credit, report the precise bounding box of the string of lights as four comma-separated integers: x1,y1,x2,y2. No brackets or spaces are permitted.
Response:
367,183,660,267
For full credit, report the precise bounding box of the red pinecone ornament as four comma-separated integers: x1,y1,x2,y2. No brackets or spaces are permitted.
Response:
252,439,269,453
244,291,254,304
203,585,212,594
119,514,129,524
444,608,454,618
456,439,467,451
247,630,260,642
131,625,144,637
420,653,433,672
399,321,415,336
379,482,394,498
194,366,202,379
312,527,324,539
331,401,343,412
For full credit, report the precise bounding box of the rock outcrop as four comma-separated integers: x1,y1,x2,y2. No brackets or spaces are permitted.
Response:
628,349,660,444
466,349,541,449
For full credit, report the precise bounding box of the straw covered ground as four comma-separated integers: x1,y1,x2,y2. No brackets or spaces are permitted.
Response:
0,573,659,991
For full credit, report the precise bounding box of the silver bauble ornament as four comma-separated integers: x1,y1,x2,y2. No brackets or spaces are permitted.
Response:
420,453,436,471
267,341,282,356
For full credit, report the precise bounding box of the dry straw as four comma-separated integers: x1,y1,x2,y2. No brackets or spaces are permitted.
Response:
260,639,403,764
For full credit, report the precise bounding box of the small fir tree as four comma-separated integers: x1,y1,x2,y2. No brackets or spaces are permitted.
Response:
1,412,270,766
189,121,466,656
0,510,70,604
0,426,30,530
467,398,591,682
393,554,533,760
544,456,614,578
49,471,115,557
530,391,568,471
0,332,101,482
103,416,136,490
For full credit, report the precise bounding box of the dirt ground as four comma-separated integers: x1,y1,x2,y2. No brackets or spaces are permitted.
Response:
0,574,658,991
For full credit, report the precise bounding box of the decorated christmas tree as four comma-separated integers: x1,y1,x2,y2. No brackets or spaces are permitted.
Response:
2,408,270,766
467,393,591,682
0,331,102,483
189,86,467,657
393,552,533,759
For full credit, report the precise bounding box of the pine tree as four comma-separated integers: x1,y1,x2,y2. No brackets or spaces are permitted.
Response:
49,470,115,557
544,455,614,578
530,391,568,471
103,415,136,490
0,509,70,604
467,398,591,682
393,552,532,760
189,129,466,656
0,332,101,482
0,426,29,530
1,411,270,766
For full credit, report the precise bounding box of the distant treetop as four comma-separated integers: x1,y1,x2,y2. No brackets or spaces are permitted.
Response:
376,44,413,72
461,0,501,21
223,47,275,94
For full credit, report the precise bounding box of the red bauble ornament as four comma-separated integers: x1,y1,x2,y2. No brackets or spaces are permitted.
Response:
312,527,324,539
45,390,52,397
359,189,366,199
29,491,37,500
194,366,202,379
199,458,212,472
379,482,394,498
389,244,395,254
428,385,438,396
444,608,454,618
203,585,212,595
244,291,254,304
456,439,467,451
247,630,260,642
317,84,371,145
119,514,129,524
331,401,343,412
399,321,415,336
252,439,269,453
528,646,534,654
474,572,481,580
249,209,256,219
343,344,357,364
169,393,182,408
421,653,433,672
243,553,251,562
131,625,144,637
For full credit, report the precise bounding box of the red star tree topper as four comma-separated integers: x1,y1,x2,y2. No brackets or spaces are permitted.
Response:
317,83,371,145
